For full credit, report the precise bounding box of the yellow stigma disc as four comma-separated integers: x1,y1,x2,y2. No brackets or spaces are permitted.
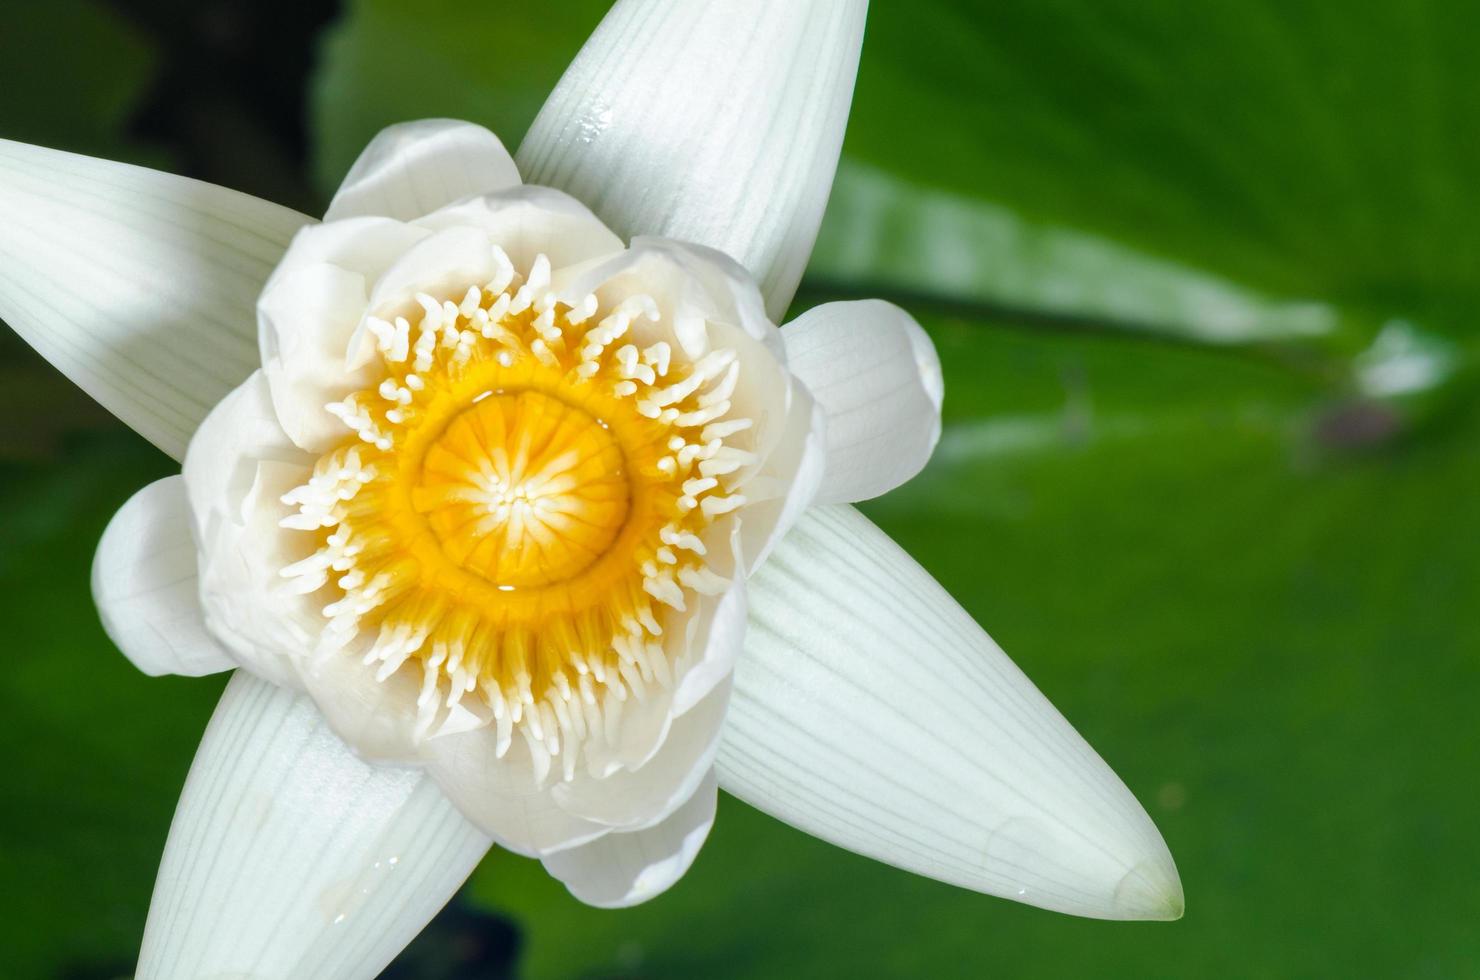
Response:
413,389,631,589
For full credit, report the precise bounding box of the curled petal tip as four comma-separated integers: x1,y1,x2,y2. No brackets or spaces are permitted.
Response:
1114,858,1185,921
973,803,1183,921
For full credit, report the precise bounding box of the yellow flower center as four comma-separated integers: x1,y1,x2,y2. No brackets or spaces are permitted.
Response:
280,250,754,777
413,389,629,589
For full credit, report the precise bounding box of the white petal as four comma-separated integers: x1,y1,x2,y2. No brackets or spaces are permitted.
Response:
183,371,318,689
365,225,500,315
325,119,522,223
555,237,779,354
0,139,309,460
423,731,608,857
183,371,305,514
542,770,719,909
566,537,743,796
297,649,425,764
783,300,943,503
518,0,867,318
552,681,732,830
735,384,826,574
717,505,1184,921
414,184,625,274
577,545,746,784
137,672,492,980
670,562,748,715
91,476,233,677
258,217,428,452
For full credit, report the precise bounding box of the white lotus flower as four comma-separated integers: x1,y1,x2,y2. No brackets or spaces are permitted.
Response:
190,165,838,867
0,1,1182,976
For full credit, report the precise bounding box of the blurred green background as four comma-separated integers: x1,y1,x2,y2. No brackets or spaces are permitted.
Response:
3,0,1479,977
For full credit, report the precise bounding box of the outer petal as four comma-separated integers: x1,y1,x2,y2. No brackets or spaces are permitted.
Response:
91,476,234,677
542,770,719,908
782,300,943,503
137,672,492,980
717,505,1184,921
0,139,309,460
517,0,867,319
325,119,522,223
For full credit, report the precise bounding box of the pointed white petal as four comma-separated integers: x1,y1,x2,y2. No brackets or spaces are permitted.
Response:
325,119,523,223
783,300,943,503
717,505,1184,921
137,672,492,979
91,475,233,677
0,139,310,460
542,770,718,909
518,0,867,318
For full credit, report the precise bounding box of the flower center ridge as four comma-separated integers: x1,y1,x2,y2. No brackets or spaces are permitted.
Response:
279,248,755,778
413,389,630,589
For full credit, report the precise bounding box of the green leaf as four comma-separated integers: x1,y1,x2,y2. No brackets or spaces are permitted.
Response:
836,0,1480,337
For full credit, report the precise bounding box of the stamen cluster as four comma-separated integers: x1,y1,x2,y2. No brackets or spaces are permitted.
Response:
278,247,756,780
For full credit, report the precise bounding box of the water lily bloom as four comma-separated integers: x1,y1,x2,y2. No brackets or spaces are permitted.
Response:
0,0,1182,976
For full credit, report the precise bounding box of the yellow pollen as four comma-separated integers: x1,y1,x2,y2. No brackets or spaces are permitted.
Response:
280,251,755,776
